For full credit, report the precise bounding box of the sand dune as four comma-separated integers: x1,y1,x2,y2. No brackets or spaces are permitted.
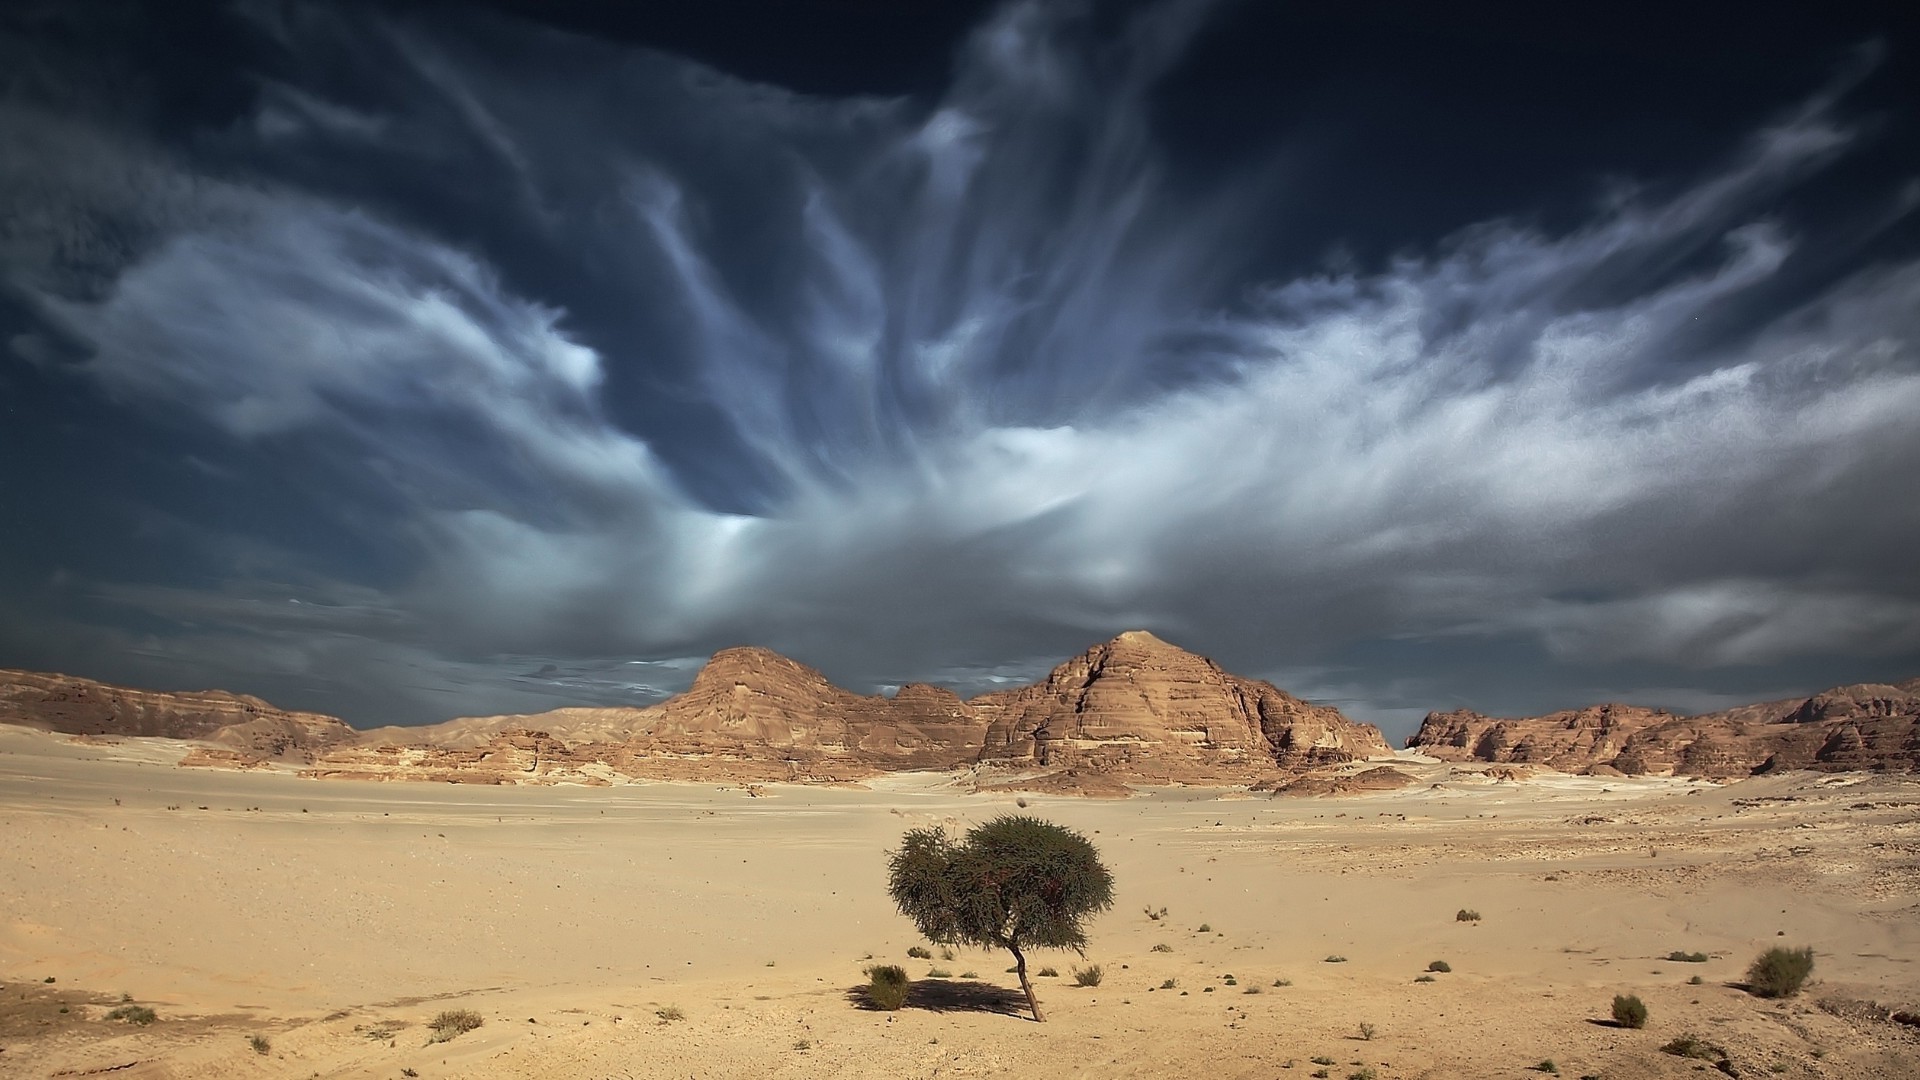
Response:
2,726,1917,1078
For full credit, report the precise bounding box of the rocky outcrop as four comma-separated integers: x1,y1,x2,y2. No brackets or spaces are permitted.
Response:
0,669,358,762
336,632,1391,789
1407,679,1920,776
971,631,1391,783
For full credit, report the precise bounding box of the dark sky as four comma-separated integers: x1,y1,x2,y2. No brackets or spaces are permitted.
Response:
3,0,1917,739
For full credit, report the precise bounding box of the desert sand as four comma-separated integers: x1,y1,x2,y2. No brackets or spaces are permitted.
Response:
2,725,1917,1079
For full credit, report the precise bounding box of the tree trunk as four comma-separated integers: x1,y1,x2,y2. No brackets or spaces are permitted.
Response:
1009,942,1045,1022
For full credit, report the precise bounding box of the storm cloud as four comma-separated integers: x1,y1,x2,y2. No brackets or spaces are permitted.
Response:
3,1,1917,735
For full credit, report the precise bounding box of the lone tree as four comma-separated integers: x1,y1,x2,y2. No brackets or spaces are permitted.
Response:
886,815,1114,1021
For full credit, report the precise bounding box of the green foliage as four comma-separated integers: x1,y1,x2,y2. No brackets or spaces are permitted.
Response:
1666,950,1708,963
1610,994,1648,1029
105,1005,156,1025
866,965,910,1010
1072,964,1103,987
887,816,1114,955
886,815,1113,1022
1746,946,1814,998
1426,960,1451,972
1661,1034,1729,1062
428,1009,483,1042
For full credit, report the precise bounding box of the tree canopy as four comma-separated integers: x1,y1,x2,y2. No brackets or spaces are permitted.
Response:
886,814,1114,1021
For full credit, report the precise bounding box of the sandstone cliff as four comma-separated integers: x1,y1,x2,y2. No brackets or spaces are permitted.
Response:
0,669,358,762
333,632,1390,787
972,631,1391,782
1406,679,1920,776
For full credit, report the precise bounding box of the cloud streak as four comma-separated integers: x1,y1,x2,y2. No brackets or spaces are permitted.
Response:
4,1,1917,734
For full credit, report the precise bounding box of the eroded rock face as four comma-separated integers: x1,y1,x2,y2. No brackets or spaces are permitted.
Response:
972,631,1390,783
0,669,357,762
1407,679,1920,776
2,634,1393,790
339,632,1389,787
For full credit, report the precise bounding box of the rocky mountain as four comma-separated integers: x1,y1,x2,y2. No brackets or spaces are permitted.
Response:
0,668,358,762
339,633,1390,786
972,631,1391,781
1407,679,1920,776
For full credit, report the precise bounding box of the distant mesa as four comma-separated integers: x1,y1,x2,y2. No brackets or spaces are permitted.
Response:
1405,678,1920,777
0,632,1391,791
0,669,357,762
8,645,1916,790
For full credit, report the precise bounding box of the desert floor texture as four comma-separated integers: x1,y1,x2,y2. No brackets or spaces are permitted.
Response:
2,726,1917,1079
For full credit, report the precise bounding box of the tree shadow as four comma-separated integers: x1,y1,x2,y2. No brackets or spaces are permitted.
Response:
844,979,1031,1018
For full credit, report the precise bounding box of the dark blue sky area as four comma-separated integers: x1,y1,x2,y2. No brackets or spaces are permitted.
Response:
2,0,1917,737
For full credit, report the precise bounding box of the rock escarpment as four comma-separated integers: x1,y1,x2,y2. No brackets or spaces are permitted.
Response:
1407,679,1920,776
0,669,357,762
327,632,1391,788
973,631,1391,782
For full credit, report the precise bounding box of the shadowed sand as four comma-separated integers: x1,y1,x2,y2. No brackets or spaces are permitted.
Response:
2,725,1917,1078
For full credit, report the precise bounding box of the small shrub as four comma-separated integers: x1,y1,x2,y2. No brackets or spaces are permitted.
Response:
1160,978,1178,989
1311,1072,1329,1079
1348,1070,1377,1080
655,1006,685,1022
1666,950,1708,963
1688,974,1704,985
428,1009,483,1042
1534,1061,1558,1075
793,1039,812,1050
1426,960,1451,973
1745,946,1814,998
1413,974,1435,983
907,946,933,960
1312,1055,1336,1065
1197,923,1212,933
1073,964,1104,987
1244,986,1262,994
1456,909,1481,922
1145,906,1168,921
1273,978,1291,987
249,1034,271,1054
105,1005,156,1025
960,970,977,978
1661,1034,1729,1062
867,965,910,1010
1037,966,1059,977
1611,994,1648,1029
364,1027,395,1041
926,967,952,978
1358,1021,1376,1040
1223,976,1237,985
1324,955,1347,963
1151,943,1174,953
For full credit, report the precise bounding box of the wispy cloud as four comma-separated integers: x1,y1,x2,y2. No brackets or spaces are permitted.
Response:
4,1,1916,733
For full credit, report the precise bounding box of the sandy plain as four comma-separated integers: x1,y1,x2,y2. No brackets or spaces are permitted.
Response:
1,726,1917,1079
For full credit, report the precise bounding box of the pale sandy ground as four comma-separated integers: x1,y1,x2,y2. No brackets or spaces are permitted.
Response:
2,726,1917,1079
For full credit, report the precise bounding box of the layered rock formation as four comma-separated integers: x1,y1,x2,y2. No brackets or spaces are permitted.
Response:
8,635,1392,788
0,669,358,762
972,631,1391,782
1407,679,1920,776
336,633,1391,787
